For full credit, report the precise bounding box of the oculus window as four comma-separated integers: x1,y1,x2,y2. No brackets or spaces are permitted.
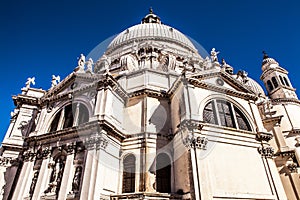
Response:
203,99,252,131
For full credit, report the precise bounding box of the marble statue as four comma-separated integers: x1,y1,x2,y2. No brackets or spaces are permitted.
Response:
51,75,60,87
72,166,82,193
25,77,35,89
86,58,94,73
210,48,219,62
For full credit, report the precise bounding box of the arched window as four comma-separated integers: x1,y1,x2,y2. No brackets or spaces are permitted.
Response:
271,77,278,88
156,153,171,193
122,154,136,193
203,99,252,131
267,80,274,92
283,77,290,87
48,103,89,132
279,75,285,85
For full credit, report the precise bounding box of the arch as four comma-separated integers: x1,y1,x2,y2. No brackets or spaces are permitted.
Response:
49,110,62,132
271,77,278,89
202,99,252,131
267,80,274,91
48,102,90,133
122,154,136,193
283,77,290,87
279,75,285,85
156,153,171,193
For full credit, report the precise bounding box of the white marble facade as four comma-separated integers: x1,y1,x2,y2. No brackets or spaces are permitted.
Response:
0,9,300,200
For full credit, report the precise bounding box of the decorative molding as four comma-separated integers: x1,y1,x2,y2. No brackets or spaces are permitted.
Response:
256,132,273,142
84,133,108,150
183,134,208,150
287,163,298,173
258,146,274,158
0,157,20,167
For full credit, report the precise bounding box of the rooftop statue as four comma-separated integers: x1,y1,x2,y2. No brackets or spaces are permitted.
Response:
210,48,219,62
51,75,60,88
25,77,35,89
86,58,94,73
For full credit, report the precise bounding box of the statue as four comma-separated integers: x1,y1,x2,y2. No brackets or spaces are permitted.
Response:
210,48,219,62
236,70,249,84
74,54,86,72
86,58,94,73
44,158,64,194
78,54,85,67
25,77,35,89
51,75,60,88
221,59,233,74
71,166,82,193
29,171,39,196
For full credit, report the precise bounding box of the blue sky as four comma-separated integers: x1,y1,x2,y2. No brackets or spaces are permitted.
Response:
1,0,300,140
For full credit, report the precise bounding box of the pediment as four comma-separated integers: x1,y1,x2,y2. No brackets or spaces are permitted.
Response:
43,72,102,101
187,71,257,100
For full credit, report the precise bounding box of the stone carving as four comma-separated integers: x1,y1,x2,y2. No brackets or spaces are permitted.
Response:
44,158,64,195
25,77,35,89
71,166,82,193
236,70,249,84
221,58,233,74
120,54,138,71
29,171,39,196
51,75,60,88
256,132,273,142
18,120,30,136
74,54,86,73
85,134,108,150
258,146,274,158
287,162,298,173
10,109,19,119
210,48,219,62
94,54,111,74
0,157,20,167
86,58,94,73
183,134,208,150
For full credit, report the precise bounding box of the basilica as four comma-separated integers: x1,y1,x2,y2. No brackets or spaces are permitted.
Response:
0,9,300,200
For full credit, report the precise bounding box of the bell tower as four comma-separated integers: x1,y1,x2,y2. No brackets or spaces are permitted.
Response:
260,52,297,100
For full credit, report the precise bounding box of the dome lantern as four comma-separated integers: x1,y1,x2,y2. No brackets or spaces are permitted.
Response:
141,7,162,24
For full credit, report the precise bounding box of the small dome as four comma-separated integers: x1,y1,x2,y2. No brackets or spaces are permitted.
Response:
262,51,279,71
233,74,265,96
245,77,266,96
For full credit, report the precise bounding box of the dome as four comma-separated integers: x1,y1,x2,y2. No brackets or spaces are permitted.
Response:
245,77,265,96
233,74,265,96
106,9,197,54
261,51,279,71
107,23,197,53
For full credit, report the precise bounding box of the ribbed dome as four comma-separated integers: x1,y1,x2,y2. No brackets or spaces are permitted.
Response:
245,77,265,96
107,23,197,53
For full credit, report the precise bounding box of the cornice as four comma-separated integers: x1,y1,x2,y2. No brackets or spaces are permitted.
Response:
271,98,300,105
188,77,258,101
12,94,40,107
25,119,126,145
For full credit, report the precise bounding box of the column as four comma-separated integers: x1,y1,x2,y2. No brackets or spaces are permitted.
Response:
79,148,94,200
13,160,33,200
32,148,52,199
58,144,75,200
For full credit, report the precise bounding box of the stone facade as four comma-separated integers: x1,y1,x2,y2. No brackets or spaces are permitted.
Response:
1,9,299,200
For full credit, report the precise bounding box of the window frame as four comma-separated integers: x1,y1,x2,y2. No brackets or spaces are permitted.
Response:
48,102,89,133
203,99,252,131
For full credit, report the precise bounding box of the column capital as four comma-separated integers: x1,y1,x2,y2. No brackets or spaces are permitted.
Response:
258,146,274,158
